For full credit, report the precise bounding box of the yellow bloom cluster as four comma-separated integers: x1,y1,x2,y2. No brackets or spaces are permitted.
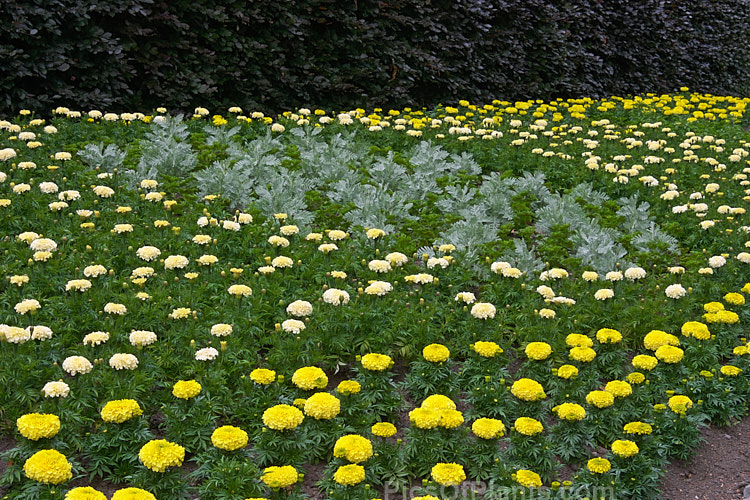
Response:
263,404,305,431
172,380,201,399
304,392,341,420
587,458,611,474
611,439,639,458
333,464,365,486
556,364,579,379
586,390,615,408
371,422,397,437
65,486,107,500
23,449,72,484
681,321,711,340
724,292,745,306
16,413,61,440
361,353,393,371
334,434,373,463
604,380,633,398
211,425,249,451
596,328,622,343
566,333,593,347
431,462,466,486
514,417,544,436
525,342,552,360
644,330,680,350
631,354,658,371
138,439,185,472
655,345,684,364
101,399,143,423
510,378,546,401
668,395,693,414
111,488,156,500
514,469,542,488
471,418,505,439
553,403,586,421
250,368,276,385
472,341,502,357
336,380,361,395
422,343,450,362
261,465,298,488
624,421,653,435
569,346,597,362
292,366,328,390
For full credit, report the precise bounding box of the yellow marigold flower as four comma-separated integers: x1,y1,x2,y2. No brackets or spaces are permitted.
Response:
24,449,72,484
361,353,393,371
631,354,658,371
336,380,361,395
292,366,328,390
472,418,505,439
409,408,441,429
111,488,156,500
681,321,711,340
472,341,502,357
211,425,249,451
565,334,593,348
525,342,552,360
421,395,456,411
261,465,299,488
556,364,579,379
587,458,611,474
553,403,586,421
333,464,365,486
370,422,397,439
655,345,684,364
412,496,440,500
604,380,632,398
714,310,740,324
569,346,596,363
431,463,466,486
643,330,679,350
65,486,107,500
16,413,60,440
304,392,341,420
668,395,693,414
334,434,373,463
586,390,615,408
101,399,143,423
514,469,542,488
514,417,544,436
720,365,742,376
438,409,464,429
511,378,546,401
724,293,745,306
704,301,725,313
138,439,185,472
293,398,306,408
627,372,646,384
423,343,450,362
263,404,304,431
596,328,622,343
611,439,639,458
250,368,276,385
172,380,201,399
624,421,653,435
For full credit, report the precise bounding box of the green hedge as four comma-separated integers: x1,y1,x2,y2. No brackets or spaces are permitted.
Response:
1,0,748,115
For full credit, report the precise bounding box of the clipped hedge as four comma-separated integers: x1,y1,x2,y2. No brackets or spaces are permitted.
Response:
1,0,748,115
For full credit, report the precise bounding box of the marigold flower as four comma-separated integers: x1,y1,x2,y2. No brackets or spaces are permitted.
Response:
582,271,599,281
261,465,298,488
665,284,687,299
510,378,546,401
304,392,341,419
318,243,338,253
605,380,632,398
371,422,397,437
272,256,294,268
594,288,614,300
62,355,93,375
586,390,615,408
268,235,289,247
431,463,466,486
721,365,742,376
333,464,365,486
538,308,556,319
409,408,441,429
369,259,392,273
596,328,622,343
361,353,393,371
263,404,304,431
631,354,658,370
170,380,200,399
101,399,143,423
455,291,476,304
514,469,542,488
423,343,450,362
138,439,185,472
724,292,745,306
569,346,597,362
553,403,586,421
365,280,392,295
286,300,313,317
250,368,276,385
292,366,328,390
15,298,41,314
556,364,579,379
322,288,350,305
611,439,639,458
42,380,70,398
164,254,189,269
336,380,361,395
228,284,252,297
655,345,684,364
472,341,502,357
334,434,373,463
624,421,653,435
17,413,61,440
525,342,552,360
211,425,249,451
111,488,156,500
668,395,693,414
137,246,161,261
471,302,496,319
109,353,138,370
385,252,409,267
472,418,505,439
587,458,611,474
129,330,157,347
643,330,679,350
65,486,107,500
24,449,72,484
83,331,109,346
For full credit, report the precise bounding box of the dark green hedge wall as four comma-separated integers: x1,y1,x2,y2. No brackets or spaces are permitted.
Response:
1,0,748,114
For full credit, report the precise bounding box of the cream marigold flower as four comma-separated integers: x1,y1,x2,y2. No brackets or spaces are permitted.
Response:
42,380,70,398
138,439,185,472
624,266,646,280
665,284,687,299
605,271,623,281
164,254,189,269
93,185,115,198
62,356,93,376
287,300,313,317
538,308,555,319
365,280,392,296
322,288,350,305
281,319,305,334
104,302,127,315
366,227,385,239
15,298,41,314
385,252,409,267
109,353,138,370
210,323,233,337
268,235,289,247
328,229,348,240
136,246,161,261
66,279,92,292
195,347,219,361
129,330,157,347
369,259,392,273
271,256,294,268
470,302,496,319
305,232,323,242
594,288,614,300
83,331,109,346
24,449,72,484
228,284,252,296
454,291,476,304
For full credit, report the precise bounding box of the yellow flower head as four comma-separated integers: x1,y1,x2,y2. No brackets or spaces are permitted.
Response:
586,390,615,409
336,380,361,395
421,394,456,411
655,345,684,364
514,469,542,488
611,439,639,458
138,439,185,472
64,486,107,500
111,488,156,500
724,292,745,306
24,449,72,484
361,353,393,371
668,395,693,415
587,458,611,474
569,346,597,363
471,418,505,439
720,365,742,376
262,404,304,431
631,354,658,371
431,462,466,486
565,334,593,348
250,368,276,385
211,425,249,451
514,417,544,436
643,330,680,351
172,380,201,399
371,422,397,437
16,413,61,440
596,328,622,344
422,343,450,363
333,464,365,486
303,392,341,420
681,321,711,340
261,465,299,488
553,403,586,421
604,380,632,398
525,342,552,360
511,378,546,401
409,408,441,429
292,366,328,390
334,434,374,463
556,364,579,379
472,341,502,357
624,421,653,435
101,399,143,424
